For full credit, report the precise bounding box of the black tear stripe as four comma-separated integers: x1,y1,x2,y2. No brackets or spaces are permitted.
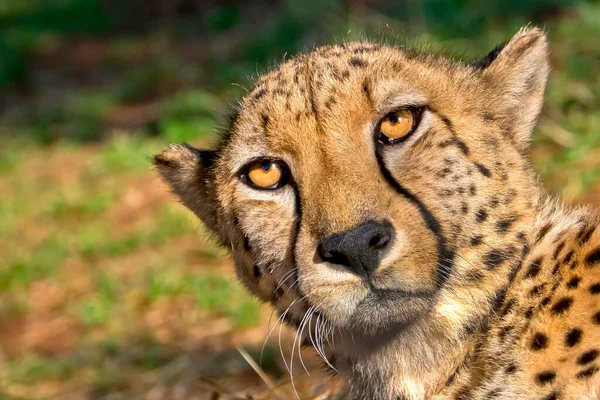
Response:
375,149,454,286
290,181,305,299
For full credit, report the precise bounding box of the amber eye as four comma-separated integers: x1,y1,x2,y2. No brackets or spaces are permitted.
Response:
242,160,289,189
377,108,421,144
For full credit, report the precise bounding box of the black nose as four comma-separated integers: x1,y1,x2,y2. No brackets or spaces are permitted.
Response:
318,220,394,277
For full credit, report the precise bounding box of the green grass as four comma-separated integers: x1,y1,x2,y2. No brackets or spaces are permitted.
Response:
76,297,112,326
72,206,195,259
6,353,80,385
94,135,162,173
0,238,68,290
144,267,261,329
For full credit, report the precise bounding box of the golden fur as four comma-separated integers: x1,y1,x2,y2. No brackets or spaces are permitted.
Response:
154,27,600,399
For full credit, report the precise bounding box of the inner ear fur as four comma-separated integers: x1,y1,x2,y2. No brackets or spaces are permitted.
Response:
477,26,550,152
153,143,225,243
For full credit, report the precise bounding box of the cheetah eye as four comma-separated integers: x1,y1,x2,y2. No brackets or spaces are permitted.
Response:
377,107,423,145
241,159,290,190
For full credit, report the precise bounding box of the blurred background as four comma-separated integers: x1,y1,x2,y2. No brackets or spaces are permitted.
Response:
0,0,599,399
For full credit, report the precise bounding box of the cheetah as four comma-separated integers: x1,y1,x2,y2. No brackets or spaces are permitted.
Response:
154,27,600,399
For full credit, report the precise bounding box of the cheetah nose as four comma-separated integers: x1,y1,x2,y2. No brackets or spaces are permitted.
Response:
318,220,394,277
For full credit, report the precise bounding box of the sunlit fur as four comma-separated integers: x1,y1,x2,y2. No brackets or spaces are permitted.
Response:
154,27,600,399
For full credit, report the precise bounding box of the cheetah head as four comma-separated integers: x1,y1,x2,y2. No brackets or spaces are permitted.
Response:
154,27,550,386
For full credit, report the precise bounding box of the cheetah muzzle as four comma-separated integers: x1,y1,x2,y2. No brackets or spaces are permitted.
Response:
154,27,600,400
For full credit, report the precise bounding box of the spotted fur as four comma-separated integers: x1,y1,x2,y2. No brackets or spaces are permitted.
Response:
154,27,600,399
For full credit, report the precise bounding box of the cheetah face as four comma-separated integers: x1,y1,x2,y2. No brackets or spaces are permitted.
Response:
155,28,549,338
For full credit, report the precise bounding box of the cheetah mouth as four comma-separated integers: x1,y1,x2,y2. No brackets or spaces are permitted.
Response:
347,288,434,334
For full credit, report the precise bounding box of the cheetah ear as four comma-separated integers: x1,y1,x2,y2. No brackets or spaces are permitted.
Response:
475,26,550,152
153,143,224,242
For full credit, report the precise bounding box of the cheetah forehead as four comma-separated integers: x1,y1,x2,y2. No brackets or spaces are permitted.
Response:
234,41,472,130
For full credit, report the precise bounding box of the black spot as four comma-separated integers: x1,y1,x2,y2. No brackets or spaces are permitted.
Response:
524,306,534,319
498,325,513,341
469,185,477,196
570,261,579,270
485,388,502,398
462,316,481,335
439,167,452,178
590,283,600,295
535,370,556,386
253,265,261,278
476,208,488,223
455,140,470,155
585,247,600,266
492,288,508,312
488,197,501,208
505,364,518,374
577,349,599,365
445,371,457,386
542,392,560,400
553,242,565,260
500,298,516,317
440,138,470,155
577,226,595,246
496,216,517,233
550,297,573,315
508,260,523,283
566,328,582,347
530,332,549,350
253,89,267,101
535,223,553,244
324,96,336,109
483,249,506,270
461,203,469,215
529,284,546,297
593,311,600,325
551,262,561,276
482,112,496,122
540,296,551,307
521,243,531,259
470,235,484,246
349,57,367,68
576,365,599,379
567,276,580,289
362,79,373,106
475,162,492,177
465,269,483,282
563,250,574,265
523,257,543,279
